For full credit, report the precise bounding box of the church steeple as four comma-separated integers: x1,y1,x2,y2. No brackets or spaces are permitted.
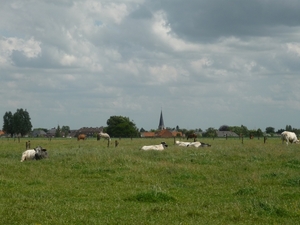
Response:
158,110,165,130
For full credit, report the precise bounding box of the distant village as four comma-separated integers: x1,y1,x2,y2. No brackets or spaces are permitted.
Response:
0,110,242,139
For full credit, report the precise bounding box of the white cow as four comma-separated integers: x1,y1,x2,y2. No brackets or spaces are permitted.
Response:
175,140,211,148
20,146,48,162
188,142,202,147
140,142,168,151
98,131,111,141
175,141,191,147
281,131,299,145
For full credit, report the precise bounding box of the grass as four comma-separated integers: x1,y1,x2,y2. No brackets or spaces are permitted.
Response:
1,137,300,224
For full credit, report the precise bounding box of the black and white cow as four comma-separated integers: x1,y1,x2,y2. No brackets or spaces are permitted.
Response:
20,146,48,162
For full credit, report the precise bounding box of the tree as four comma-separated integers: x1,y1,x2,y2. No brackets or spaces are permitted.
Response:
61,125,70,137
2,111,14,137
203,127,217,137
286,125,292,131
12,109,32,136
219,125,230,131
265,127,275,134
55,125,61,137
256,128,263,137
229,125,249,136
106,116,139,138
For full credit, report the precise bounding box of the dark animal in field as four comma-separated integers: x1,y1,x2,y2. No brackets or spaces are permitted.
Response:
20,146,48,162
77,134,86,141
187,133,197,140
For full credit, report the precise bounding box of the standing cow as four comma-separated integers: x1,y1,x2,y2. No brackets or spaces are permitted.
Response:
98,131,111,141
77,134,86,141
281,131,299,145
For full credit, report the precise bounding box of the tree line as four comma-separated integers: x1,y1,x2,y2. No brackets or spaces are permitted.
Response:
2,111,140,138
2,109,32,137
2,109,298,138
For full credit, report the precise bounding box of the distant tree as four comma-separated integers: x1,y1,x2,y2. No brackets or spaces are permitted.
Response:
229,125,249,136
276,128,285,134
2,111,14,137
203,127,217,137
219,125,230,131
256,128,263,137
140,127,146,132
12,109,32,136
61,125,70,137
55,125,61,137
186,130,195,136
176,125,179,131
106,115,139,138
265,127,275,134
285,125,292,131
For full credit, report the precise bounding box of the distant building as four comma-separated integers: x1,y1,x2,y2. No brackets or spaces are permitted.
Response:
32,129,47,137
158,110,165,130
216,131,238,137
76,127,103,137
140,132,156,138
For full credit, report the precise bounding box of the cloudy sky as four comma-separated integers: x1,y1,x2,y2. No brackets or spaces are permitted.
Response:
1,0,300,132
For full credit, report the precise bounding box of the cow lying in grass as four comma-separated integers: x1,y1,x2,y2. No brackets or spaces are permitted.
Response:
175,141,211,147
20,146,48,162
140,142,168,151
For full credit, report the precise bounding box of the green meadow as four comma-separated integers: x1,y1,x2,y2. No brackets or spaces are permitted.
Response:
1,137,300,224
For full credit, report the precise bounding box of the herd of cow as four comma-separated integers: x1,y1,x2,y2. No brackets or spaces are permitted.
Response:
19,131,299,162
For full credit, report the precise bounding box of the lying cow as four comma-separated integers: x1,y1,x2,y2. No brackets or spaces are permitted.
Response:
20,146,48,162
175,141,190,147
176,141,211,148
140,142,168,151
281,131,299,145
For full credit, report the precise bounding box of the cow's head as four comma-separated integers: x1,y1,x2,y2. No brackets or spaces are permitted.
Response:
161,141,168,148
34,146,48,160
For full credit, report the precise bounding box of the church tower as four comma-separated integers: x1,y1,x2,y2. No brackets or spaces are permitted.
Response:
158,110,165,130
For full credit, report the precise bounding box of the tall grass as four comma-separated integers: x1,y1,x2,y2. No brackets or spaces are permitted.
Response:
1,137,300,224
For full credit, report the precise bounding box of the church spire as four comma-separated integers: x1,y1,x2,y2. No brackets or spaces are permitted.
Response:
158,110,165,130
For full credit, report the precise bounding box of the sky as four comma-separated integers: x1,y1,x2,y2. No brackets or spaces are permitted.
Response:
1,0,300,132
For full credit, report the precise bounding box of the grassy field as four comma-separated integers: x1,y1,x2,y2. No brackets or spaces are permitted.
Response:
1,137,300,224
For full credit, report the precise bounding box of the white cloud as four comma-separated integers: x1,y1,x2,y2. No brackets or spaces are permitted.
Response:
152,11,201,51
0,37,41,65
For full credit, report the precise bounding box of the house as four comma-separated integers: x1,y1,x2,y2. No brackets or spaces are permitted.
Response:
47,128,57,137
216,131,238,138
171,131,183,137
141,130,183,138
32,129,47,137
140,132,156,138
156,129,173,138
76,127,103,137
